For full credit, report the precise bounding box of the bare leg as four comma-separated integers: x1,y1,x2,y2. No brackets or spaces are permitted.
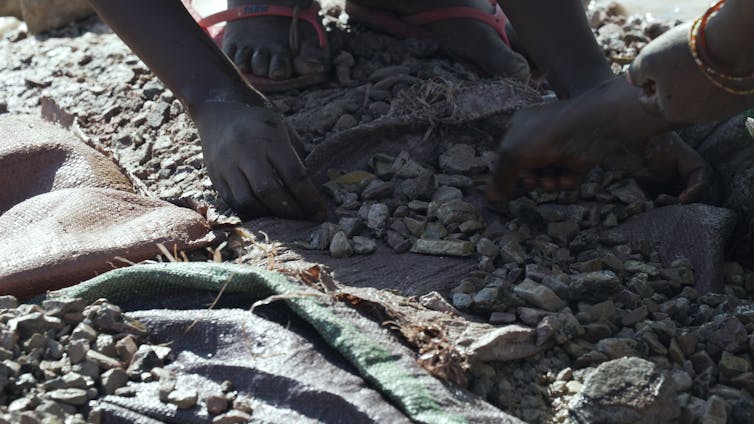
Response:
499,0,613,98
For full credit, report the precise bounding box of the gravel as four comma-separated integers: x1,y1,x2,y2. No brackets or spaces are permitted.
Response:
2,1,754,423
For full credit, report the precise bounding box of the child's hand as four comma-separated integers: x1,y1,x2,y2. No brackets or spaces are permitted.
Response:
192,101,326,220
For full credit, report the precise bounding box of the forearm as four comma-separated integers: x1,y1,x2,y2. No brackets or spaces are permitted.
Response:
87,0,267,109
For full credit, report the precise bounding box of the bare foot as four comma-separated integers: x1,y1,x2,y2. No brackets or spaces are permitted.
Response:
223,0,330,80
224,0,529,81
351,0,530,80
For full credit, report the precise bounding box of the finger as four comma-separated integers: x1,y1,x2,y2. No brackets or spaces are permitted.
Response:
244,160,306,219
539,174,558,192
558,172,583,190
269,151,327,221
520,170,538,190
491,152,520,201
225,169,270,219
210,176,233,207
627,58,647,88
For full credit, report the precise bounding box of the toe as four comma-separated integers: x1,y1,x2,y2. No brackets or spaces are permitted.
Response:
293,39,330,75
268,46,292,80
234,46,254,73
222,39,238,60
558,172,582,191
252,48,271,77
485,44,531,81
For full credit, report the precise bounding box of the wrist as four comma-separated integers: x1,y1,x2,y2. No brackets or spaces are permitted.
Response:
703,1,754,74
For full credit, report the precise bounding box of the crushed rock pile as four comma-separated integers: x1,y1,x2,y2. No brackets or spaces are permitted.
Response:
2,2,754,424
0,296,253,424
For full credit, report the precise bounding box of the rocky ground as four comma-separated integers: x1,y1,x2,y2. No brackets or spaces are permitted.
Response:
2,1,754,423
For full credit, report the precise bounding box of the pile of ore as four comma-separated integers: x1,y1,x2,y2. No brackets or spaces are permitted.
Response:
303,143,754,423
0,296,253,424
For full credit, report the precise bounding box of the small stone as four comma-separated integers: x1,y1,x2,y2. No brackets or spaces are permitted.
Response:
459,220,484,234
569,357,679,424
421,222,448,240
114,386,138,397
411,239,474,257
476,238,499,258
205,392,229,415
158,370,177,402
547,221,580,245
408,200,429,212
0,296,18,309
47,389,88,406
232,397,254,414
700,395,728,424
671,370,693,393
101,368,129,395
337,217,363,237
115,335,138,363
86,350,122,370
473,287,500,310
431,200,478,226
499,239,527,264
391,151,430,178
621,305,648,327
419,292,456,314
334,114,357,131
329,232,353,258
489,312,517,325
464,325,546,361
306,223,339,250
452,293,473,310
127,345,163,378
556,368,573,382
566,380,583,394
70,322,97,343
72,360,100,380
352,236,377,255
403,217,426,237
719,351,752,380
213,410,252,424
439,144,485,174
514,279,565,312
596,338,646,359
11,313,64,338
366,203,389,234
167,389,198,409
361,180,393,200
386,231,411,253
432,186,463,203
570,271,622,302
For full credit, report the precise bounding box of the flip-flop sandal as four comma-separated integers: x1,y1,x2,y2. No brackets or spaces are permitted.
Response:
344,0,512,58
182,0,330,93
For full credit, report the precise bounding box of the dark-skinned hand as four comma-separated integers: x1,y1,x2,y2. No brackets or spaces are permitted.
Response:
490,100,713,204
192,100,326,220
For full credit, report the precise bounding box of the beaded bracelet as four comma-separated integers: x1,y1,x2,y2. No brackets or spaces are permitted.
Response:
688,0,754,95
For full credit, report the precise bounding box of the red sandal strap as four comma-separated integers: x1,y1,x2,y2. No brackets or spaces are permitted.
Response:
402,4,510,46
198,3,327,49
